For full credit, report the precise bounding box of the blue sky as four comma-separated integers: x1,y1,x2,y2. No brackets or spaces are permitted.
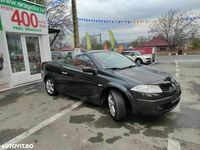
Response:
76,0,200,43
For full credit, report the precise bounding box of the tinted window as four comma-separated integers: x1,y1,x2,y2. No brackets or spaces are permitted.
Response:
60,54,95,71
78,55,96,68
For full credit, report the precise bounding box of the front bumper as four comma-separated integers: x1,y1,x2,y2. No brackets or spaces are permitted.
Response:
143,58,152,64
129,87,181,115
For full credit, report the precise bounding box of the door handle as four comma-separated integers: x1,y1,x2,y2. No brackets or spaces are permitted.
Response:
62,71,68,75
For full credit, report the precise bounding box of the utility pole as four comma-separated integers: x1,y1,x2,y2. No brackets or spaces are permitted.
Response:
99,33,102,46
71,0,80,49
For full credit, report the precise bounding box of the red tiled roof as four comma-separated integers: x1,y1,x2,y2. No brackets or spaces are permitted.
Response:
60,47,73,51
139,37,168,47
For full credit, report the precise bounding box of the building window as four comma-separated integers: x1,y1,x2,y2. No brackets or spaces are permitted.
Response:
6,34,25,73
26,37,41,75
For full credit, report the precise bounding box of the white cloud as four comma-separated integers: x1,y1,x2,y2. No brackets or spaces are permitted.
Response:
76,0,200,42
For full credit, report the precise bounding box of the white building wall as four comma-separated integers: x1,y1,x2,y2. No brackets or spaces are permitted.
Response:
0,31,12,88
0,0,51,89
40,35,52,62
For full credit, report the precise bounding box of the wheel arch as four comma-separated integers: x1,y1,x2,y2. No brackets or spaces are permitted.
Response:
135,58,143,63
100,83,133,112
44,73,54,82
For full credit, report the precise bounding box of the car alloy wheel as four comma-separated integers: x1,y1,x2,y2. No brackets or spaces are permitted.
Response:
45,77,59,96
108,94,116,117
107,90,126,121
46,79,55,95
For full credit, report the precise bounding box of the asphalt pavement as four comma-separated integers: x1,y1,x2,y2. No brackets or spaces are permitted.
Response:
0,55,200,150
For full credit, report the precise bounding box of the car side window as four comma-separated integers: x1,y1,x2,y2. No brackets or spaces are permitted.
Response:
57,52,75,68
74,55,95,71
132,52,136,56
61,54,95,71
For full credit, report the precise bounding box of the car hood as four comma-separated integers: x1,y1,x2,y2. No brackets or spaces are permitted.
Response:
142,55,152,59
114,66,170,84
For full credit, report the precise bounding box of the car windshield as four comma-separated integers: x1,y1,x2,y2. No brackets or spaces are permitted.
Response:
91,51,136,70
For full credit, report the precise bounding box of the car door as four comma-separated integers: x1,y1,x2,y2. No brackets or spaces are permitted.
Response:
71,54,103,104
54,52,78,96
56,65,78,96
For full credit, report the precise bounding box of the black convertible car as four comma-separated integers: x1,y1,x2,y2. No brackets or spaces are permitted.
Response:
42,50,181,121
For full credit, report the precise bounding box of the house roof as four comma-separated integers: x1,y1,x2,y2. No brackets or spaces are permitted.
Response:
60,47,73,51
139,37,168,47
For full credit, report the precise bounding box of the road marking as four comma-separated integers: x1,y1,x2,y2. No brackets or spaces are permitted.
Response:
175,73,180,78
175,60,180,78
0,101,83,150
173,60,180,113
168,138,180,150
178,59,200,62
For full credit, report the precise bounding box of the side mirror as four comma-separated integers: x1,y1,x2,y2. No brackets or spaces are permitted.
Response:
82,67,98,75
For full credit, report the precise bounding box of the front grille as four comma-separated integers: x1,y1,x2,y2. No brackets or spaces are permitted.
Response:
160,83,171,91
159,82,176,93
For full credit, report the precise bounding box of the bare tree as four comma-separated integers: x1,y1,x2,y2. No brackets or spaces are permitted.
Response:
129,36,148,47
150,9,199,50
46,1,73,50
81,35,102,50
27,0,73,50
103,40,111,49
47,1,72,30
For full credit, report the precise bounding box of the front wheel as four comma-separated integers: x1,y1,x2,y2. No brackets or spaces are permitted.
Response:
108,90,126,121
136,59,142,64
45,77,58,96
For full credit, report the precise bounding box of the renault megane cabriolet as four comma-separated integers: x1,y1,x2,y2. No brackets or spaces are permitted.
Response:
42,50,181,121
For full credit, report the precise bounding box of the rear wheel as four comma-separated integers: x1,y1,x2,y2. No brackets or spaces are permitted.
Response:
108,90,126,121
45,77,58,96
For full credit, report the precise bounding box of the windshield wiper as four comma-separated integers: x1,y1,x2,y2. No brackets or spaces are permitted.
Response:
121,65,136,69
105,65,136,70
105,67,122,70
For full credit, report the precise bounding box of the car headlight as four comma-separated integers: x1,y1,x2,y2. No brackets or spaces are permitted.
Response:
130,85,162,93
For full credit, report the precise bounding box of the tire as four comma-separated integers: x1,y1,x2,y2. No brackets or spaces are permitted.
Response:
45,77,59,96
136,59,142,64
108,90,126,121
